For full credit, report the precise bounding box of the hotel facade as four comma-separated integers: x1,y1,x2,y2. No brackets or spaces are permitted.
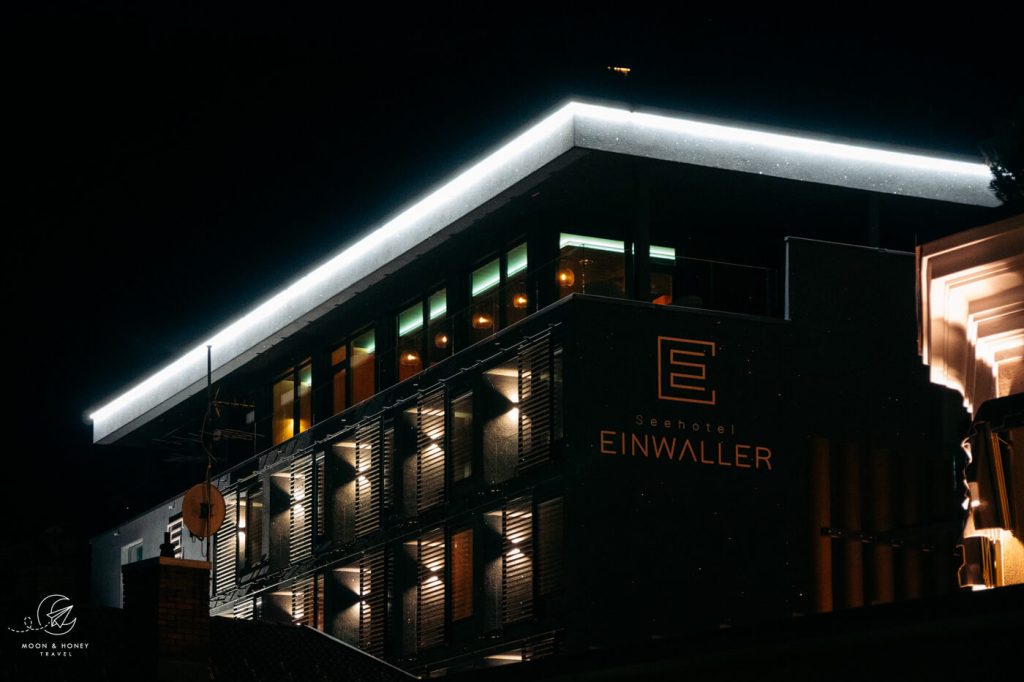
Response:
89,101,1013,675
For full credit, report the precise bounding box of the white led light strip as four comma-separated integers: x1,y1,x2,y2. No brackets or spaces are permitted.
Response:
90,100,997,442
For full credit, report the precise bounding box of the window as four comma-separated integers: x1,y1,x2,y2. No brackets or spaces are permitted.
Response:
451,528,474,621
119,538,143,607
650,245,675,305
120,538,143,566
558,233,626,299
241,486,264,569
451,391,473,483
397,288,451,382
470,242,529,344
273,361,312,445
332,328,376,416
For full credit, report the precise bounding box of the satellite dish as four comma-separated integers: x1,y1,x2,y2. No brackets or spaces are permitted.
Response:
182,483,226,540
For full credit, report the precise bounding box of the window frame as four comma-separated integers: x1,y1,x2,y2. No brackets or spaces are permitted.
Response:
396,286,450,383
468,239,529,344
330,326,377,416
272,360,312,446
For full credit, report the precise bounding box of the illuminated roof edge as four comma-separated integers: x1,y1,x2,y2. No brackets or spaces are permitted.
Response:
90,100,998,443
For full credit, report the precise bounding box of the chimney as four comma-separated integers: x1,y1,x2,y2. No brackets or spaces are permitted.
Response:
121,547,210,681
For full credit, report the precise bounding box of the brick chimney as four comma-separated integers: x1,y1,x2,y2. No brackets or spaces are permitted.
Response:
121,554,211,681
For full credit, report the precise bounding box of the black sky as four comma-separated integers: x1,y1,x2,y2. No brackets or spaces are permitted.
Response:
5,7,1021,565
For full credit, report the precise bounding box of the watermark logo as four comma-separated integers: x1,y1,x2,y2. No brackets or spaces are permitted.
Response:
657,336,717,405
8,594,77,636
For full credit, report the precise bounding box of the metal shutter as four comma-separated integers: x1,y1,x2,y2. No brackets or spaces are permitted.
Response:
519,334,552,473
360,549,386,657
213,488,238,594
417,528,446,650
289,454,313,563
537,497,564,596
503,497,533,624
355,419,382,538
417,388,446,513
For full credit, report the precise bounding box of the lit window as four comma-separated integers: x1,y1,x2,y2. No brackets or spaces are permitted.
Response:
398,302,424,381
558,233,626,299
331,328,376,415
505,243,529,326
273,360,312,445
397,288,450,383
242,486,264,569
451,529,473,621
470,242,529,344
471,258,500,344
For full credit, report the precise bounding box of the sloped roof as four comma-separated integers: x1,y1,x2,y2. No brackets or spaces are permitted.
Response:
90,100,998,444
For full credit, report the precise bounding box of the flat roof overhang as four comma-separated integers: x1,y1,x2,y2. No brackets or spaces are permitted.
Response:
90,100,1000,444
918,214,1024,413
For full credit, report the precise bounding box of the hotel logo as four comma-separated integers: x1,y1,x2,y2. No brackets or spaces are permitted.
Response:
657,336,716,405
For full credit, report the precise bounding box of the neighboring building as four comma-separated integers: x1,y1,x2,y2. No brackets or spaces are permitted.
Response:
918,214,1024,589
89,101,1004,675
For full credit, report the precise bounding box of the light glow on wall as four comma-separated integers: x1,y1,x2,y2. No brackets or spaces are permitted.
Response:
91,100,997,444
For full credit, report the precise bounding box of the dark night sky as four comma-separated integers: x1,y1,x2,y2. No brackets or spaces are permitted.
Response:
4,6,1020,591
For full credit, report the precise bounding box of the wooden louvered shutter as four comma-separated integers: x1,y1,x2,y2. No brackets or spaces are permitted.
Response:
213,488,238,594
417,389,446,513
314,451,325,541
315,573,325,631
291,575,315,626
519,333,551,473
355,419,382,537
503,497,533,624
231,598,254,620
289,454,313,563
537,497,564,596
360,549,386,657
417,528,446,650
382,424,396,511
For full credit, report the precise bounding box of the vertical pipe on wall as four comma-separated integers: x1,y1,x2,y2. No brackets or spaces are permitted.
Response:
809,437,833,613
841,441,864,608
869,448,895,604
899,450,922,599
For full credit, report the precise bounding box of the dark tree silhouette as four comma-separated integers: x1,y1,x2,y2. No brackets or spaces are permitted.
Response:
981,97,1024,206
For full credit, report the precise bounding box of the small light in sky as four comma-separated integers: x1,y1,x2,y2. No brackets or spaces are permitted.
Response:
607,66,631,76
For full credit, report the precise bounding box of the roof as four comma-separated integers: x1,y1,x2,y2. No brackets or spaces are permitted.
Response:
209,618,415,682
90,100,999,444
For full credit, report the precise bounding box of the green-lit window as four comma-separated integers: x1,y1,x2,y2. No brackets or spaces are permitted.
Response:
398,302,425,381
397,288,450,382
505,243,529,326
273,360,312,446
470,242,528,344
557,233,626,299
332,328,376,416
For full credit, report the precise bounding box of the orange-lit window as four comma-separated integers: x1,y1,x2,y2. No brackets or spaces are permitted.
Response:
470,242,528,344
397,289,450,383
504,243,529,326
451,529,473,620
273,361,312,445
398,302,425,381
558,233,626,299
331,328,376,416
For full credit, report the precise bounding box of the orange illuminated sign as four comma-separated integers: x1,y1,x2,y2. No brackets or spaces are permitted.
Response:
657,336,716,405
